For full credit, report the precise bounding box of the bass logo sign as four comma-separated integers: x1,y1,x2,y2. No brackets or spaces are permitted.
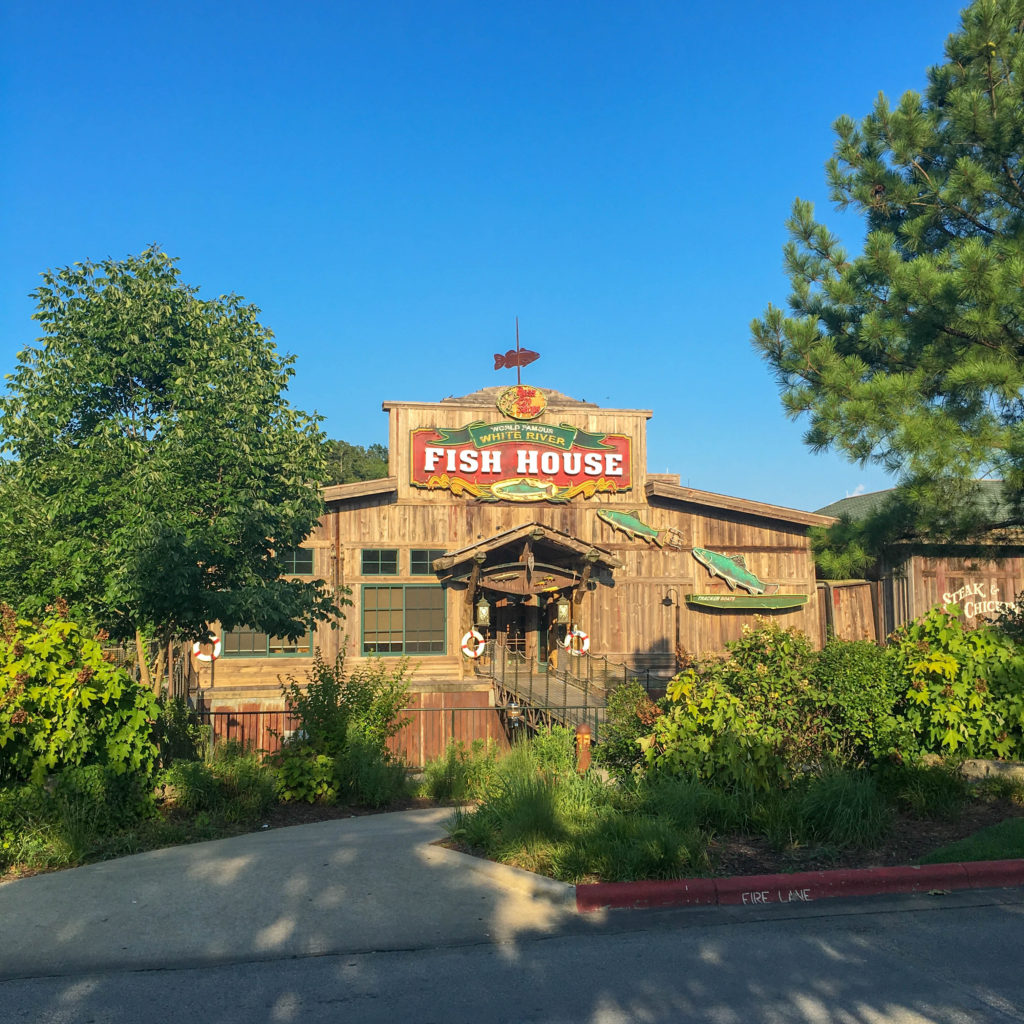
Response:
411,420,632,502
495,384,546,420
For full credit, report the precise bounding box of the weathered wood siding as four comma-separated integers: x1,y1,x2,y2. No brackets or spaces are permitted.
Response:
881,552,1023,634
816,581,880,643
204,388,829,702
203,692,508,767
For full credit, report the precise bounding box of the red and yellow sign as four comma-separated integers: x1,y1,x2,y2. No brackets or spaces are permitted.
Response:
411,420,632,502
496,384,547,420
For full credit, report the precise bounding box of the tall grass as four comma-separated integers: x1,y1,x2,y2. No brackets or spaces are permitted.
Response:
421,738,502,802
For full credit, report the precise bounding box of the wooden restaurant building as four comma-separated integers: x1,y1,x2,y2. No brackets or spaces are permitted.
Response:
198,384,835,738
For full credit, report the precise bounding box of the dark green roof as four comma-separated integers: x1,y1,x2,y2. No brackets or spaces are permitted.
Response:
816,481,1016,524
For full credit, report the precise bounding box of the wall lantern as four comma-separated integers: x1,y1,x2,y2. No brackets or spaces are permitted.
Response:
555,595,572,624
475,594,491,627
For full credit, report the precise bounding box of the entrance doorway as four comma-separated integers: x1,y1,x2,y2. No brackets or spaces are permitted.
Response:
491,594,556,664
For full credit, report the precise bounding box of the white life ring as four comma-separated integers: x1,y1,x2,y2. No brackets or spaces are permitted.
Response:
461,629,486,658
562,628,590,657
192,637,222,662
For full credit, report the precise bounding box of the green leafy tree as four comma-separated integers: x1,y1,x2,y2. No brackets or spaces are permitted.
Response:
0,247,340,691
753,0,1024,548
324,440,389,485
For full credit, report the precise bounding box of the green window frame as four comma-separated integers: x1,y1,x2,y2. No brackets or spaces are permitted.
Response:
361,585,446,655
281,547,314,575
361,548,399,576
222,626,314,657
410,548,446,575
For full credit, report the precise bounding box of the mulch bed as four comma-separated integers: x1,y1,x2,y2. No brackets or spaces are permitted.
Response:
709,799,1024,877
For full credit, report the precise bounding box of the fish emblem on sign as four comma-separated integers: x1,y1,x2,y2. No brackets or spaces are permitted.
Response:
691,547,774,595
496,384,547,421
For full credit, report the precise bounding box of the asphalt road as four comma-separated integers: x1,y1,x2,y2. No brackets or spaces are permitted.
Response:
5,889,1024,1023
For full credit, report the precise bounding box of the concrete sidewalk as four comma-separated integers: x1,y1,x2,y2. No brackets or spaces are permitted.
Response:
0,808,577,981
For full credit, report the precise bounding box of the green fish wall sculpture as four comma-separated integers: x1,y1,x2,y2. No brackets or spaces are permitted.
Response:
691,547,774,595
596,509,683,548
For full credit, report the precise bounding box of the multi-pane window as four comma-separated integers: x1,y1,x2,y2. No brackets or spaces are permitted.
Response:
410,548,445,575
362,585,445,655
361,549,398,575
281,547,314,575
223,627,314,657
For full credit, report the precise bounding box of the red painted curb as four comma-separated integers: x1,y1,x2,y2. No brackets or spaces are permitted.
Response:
575,858,1024,913
575,877,717,913
963,858,1024,889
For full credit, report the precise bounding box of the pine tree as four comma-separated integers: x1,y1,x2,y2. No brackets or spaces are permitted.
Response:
752,0,1024,548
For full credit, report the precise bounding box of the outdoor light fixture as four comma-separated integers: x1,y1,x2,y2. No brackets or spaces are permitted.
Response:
507,701,522,728
475,594,491,627
555,595,571,624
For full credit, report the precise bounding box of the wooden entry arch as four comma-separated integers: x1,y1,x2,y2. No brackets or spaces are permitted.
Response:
433,522,622,660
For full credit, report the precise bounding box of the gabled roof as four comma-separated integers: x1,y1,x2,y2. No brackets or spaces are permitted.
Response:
645,480,835,528
816,481,1015,524
432,522,623,571
322,476,398,503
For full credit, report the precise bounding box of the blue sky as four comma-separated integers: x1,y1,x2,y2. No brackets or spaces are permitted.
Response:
2,0,964,512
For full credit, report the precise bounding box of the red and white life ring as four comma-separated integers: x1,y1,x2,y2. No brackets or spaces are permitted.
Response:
460,629,486,659
192,637,222,662
562,628,590,657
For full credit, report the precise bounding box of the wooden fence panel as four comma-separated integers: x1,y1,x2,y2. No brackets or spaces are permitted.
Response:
203,694,512,768
817,582,879,643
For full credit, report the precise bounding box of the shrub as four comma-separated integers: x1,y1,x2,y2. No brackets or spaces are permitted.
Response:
162,742,277,822
890,607,1024,759
642,620,826,789
0,764,156,872
278,649,411,753
594,680,661,781
152,697,206,766
0,606,160,786
810,638,908,764
556,812,707,883
634,773,744,834
273,649,412,807
528,724,576,779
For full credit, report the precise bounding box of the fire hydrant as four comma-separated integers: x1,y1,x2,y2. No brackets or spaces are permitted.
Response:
575,723,592,774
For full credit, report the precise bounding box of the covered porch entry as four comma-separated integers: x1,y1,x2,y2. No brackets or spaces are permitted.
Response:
432,522,622,663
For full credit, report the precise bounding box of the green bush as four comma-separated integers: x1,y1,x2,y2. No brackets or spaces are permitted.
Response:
0,606,160,786
634,773,744,834
152,697,206,766
273,747,338,804
273,649,412,807
890,607,1024,759
810,638,908,763
279,649,411,752
0,763,155,872
336,731,408,808
642,620,826,789
528,725,576,779
594,680,661,781
640,612,1024,790
556,812,707,883
448,736,712,884
162,742,277,822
